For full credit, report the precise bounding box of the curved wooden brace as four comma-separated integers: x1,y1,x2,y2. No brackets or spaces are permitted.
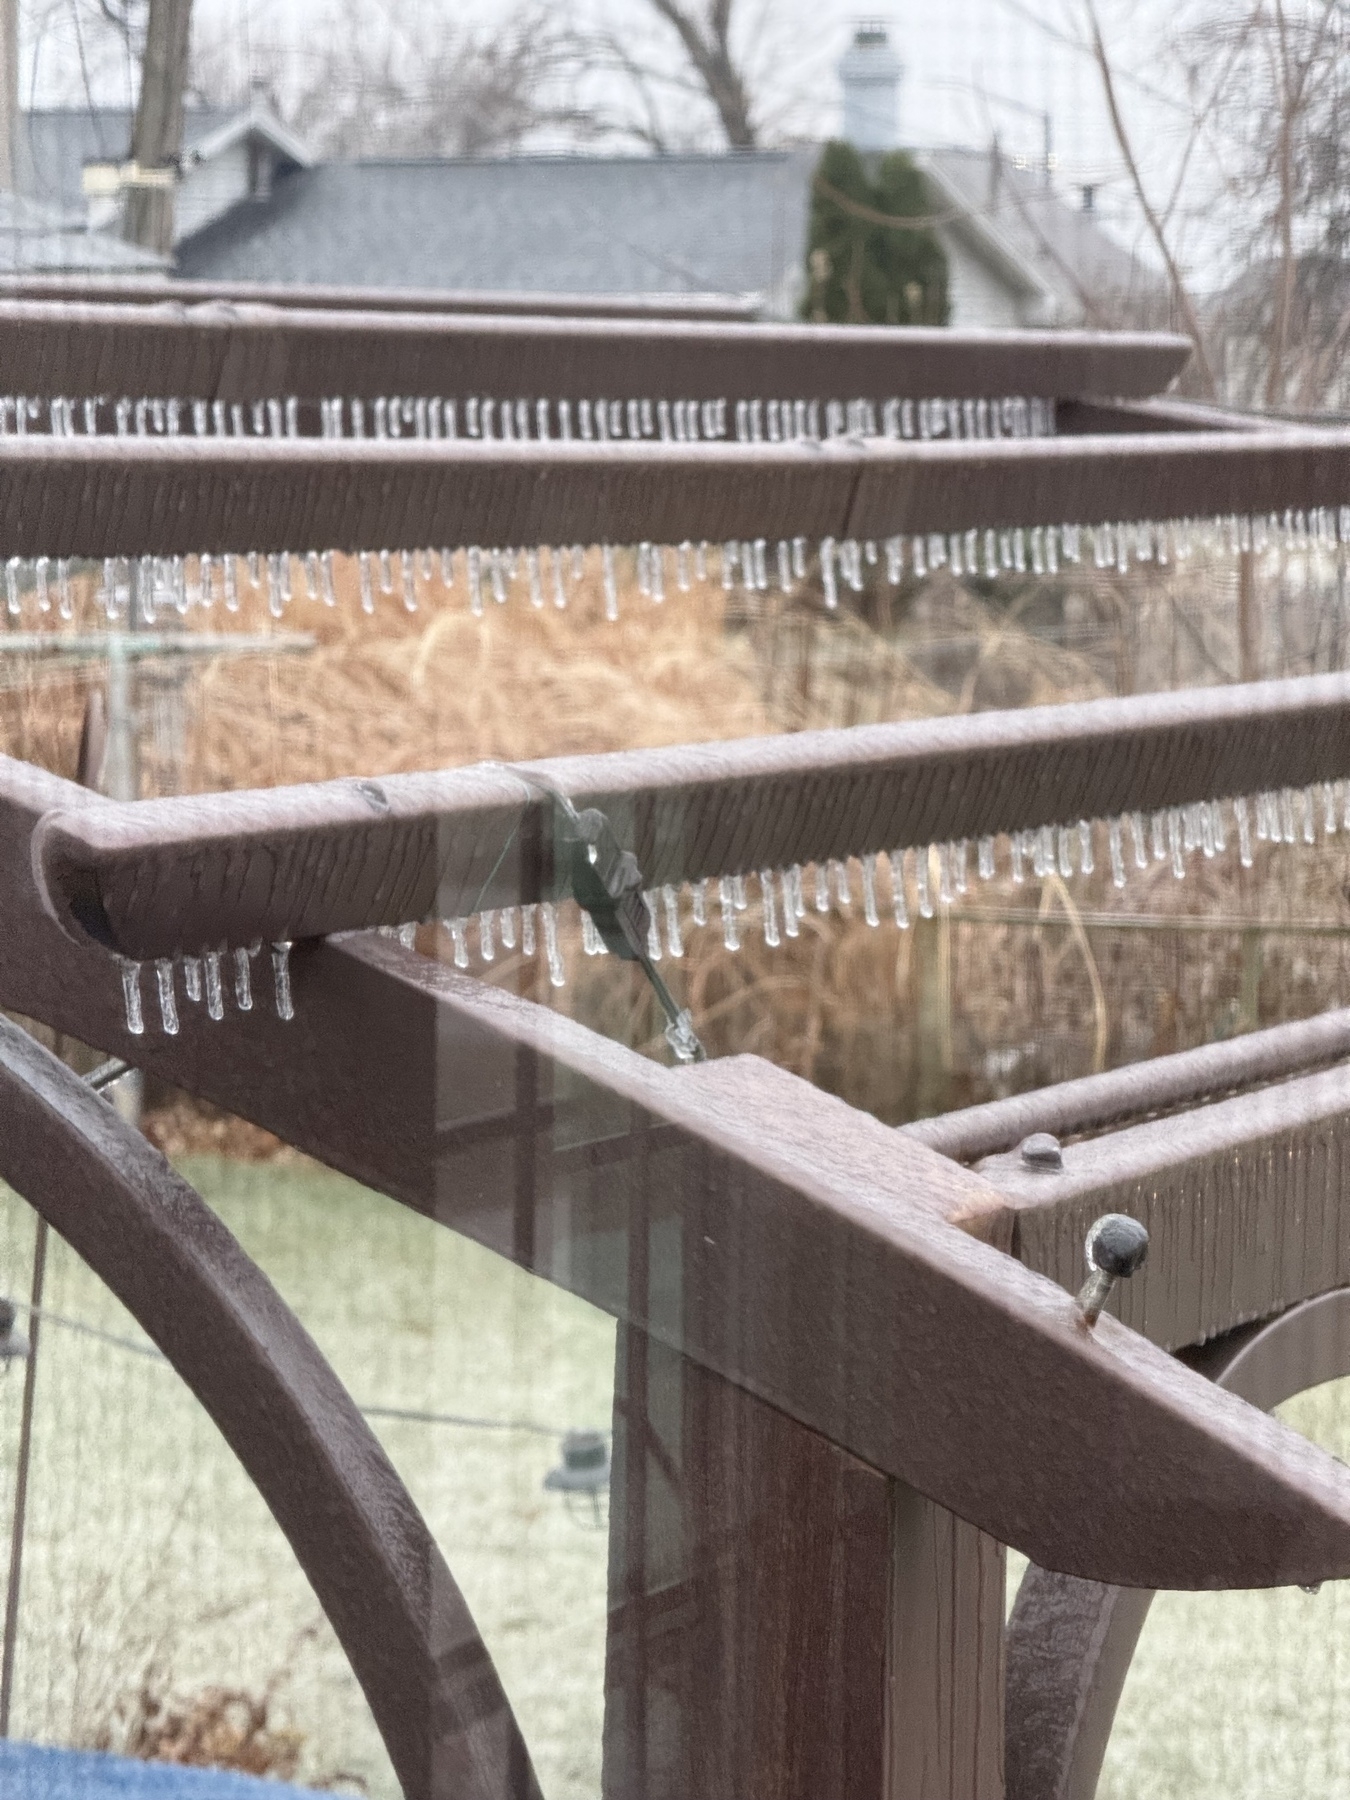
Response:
1005,1286,1350,1800
0,1014,541,1800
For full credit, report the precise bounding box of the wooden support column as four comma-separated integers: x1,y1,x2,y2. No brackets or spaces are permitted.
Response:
603,1327,1006,1800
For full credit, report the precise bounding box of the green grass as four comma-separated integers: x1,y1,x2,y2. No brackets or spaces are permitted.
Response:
0,1155,615,1799
8,1153,1350,1798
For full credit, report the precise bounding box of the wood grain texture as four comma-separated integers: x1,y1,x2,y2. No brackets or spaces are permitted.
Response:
0,301,1188,402
889,1487,1005,1800
603,1327,891,1800
33,672,1350,960
908,1008,1350,1163
0,422,1342,558
981,1062,1350,1352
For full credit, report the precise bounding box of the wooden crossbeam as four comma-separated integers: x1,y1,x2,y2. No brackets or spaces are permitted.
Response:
0,300,1188,403
8,753,1350,1588
33,673,1350,962
0,428,1339,558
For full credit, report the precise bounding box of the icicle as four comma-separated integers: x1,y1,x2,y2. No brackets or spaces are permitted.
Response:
1167,809,1185,879
1056,826,1074,879
155,960,179,1036
359,551,375,614
1078,820,1094,875
183,957,203,1004
33,557,49,613
401,548,418,612
5,557,19,618
447,918,470,969
521,905,537,956
1128,812,1148,870
223,556,239,612
978,836,995,880
1211,799,1227,854
1151,812,1166,863
861,853,879,926
760,870,781,946
1302,785,1317,845
780,870,799,938
643,897,663,962
718,877,741,950
1033,828,1050,880
1324,781,1339,836
56,558,73,620
204,951,224,1021
953,839,969,895
489,549,507,606
1011,833,1025,884
914,849,932,918
831,859,852,908
1200,804,1215,859
1280,787,1296,844
473,910,495,962
888,851,910,927
602,545,619,621
731,872,749,912
820,537,838,610
271,942,295,1021
233,946,254,1011
266,553,284,618
813,863,830,913
120,961,144,1036
662,885,684,958
582,912,604,957
1109,818,1126,889
690,878,709,928
937,844,953,907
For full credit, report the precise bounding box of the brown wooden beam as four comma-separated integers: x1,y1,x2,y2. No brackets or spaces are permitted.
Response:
0,301,1188,403
0,425,1338,559
33,674,1350,961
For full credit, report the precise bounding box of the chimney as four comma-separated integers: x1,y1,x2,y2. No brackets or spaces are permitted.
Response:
839,20,902,153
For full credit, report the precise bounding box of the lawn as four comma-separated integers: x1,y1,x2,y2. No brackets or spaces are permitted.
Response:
3,1152,1350,1799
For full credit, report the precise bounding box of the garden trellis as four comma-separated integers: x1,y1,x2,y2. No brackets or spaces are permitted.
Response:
2,296,1350,1798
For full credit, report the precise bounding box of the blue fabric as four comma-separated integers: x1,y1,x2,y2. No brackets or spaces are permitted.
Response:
0,1739,321,1797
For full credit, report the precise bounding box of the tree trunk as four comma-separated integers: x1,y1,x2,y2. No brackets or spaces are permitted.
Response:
122,0,193,254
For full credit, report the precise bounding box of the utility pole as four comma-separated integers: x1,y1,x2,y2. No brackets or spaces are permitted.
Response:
0,0,18,195
123,0,193,253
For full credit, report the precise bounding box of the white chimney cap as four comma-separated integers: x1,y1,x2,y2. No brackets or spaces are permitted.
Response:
839,20,903,153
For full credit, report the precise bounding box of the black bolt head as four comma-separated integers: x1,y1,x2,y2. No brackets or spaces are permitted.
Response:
1020,1131,1064,1170
1086,1213,1149,1280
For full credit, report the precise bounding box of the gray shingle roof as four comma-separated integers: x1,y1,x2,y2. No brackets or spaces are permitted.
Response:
175,151,818,313
0,190,165,273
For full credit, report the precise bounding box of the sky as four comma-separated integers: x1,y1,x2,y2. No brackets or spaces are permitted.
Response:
20,0,1215,278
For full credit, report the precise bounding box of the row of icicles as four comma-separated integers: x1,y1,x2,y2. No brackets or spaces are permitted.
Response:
10,504,1350,628
112,782,1344,1038
12,390,1057,446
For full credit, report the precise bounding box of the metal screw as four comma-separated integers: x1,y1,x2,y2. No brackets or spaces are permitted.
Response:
1020,1131,1063,1170
1077,1214,1150,1327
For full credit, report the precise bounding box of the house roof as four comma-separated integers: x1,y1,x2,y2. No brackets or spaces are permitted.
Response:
921,147,1162,325
174,150,819,312
15,105,306,218
0,189,165,274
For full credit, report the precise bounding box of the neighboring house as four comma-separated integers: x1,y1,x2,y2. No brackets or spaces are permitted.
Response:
18,29,1154,325
0,188,163,275
15,100,309,247
174,150,818,315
